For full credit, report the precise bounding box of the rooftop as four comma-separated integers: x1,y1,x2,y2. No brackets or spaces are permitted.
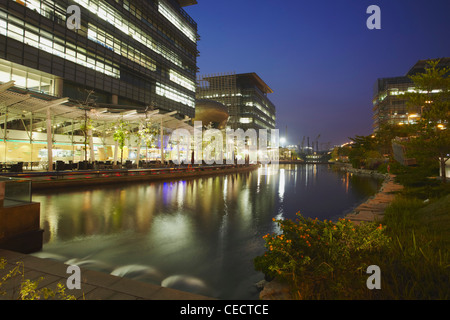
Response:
200,72,274,94
406,57,450,76
237,73,274,94
176,0,198,7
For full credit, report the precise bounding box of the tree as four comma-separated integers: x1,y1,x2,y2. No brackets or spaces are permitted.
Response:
77,89,95,163
373,123,414,157
80,114,93,163
113,118,130,165
348,135,379,168
137,123,158,163
404,59,450,183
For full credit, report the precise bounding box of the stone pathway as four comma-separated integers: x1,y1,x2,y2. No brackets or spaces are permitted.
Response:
0,249,214,300
345,174,403,225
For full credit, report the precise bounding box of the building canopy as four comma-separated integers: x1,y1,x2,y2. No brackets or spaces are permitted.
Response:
0,81,193,134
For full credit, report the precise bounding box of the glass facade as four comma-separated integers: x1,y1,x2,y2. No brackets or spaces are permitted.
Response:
0,0,198,118
372,58,450,131
0,59,55,94
372,77,415,131
197,72,276,131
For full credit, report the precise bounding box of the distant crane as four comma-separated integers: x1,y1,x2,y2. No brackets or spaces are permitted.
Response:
313,134,321,152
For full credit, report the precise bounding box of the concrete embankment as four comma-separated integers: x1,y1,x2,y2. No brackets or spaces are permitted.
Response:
333,163,404,225
26,164,259,190
344,174,403,224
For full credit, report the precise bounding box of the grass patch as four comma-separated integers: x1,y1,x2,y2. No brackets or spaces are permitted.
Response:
378,194,450,299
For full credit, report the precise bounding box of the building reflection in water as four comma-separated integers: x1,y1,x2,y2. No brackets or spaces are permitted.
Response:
33,164,383,299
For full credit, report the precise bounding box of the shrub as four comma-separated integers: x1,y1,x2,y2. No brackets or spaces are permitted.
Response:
0,258,76,300
254,213,391,299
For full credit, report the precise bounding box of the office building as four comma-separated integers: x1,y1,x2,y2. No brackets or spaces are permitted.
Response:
372,57,449,131
0,0,198,167
0,0,198,117
197,72,276,131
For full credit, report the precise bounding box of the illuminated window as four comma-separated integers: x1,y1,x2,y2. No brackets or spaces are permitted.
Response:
158,0,197,42
87,24,157,72
156,82,195,108
239,118,252,124
0,60,55,95
0,16,120,78
169,70,196,92
72,0,185,70
17,0,190,71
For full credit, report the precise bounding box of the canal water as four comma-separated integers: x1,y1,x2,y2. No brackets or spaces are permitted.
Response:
31,164,383,300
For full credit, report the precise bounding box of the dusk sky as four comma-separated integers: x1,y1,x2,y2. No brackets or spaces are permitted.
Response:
187,0,450,148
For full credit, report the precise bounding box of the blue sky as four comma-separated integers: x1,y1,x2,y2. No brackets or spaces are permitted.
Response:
186,0,450,147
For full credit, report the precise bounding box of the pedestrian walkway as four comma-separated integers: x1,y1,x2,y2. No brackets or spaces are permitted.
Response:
0,249,214,300
345,174,403,224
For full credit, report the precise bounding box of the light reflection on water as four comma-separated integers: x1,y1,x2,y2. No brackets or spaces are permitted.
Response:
32,164,382,299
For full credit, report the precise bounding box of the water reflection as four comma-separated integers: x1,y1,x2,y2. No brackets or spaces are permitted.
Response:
33,164,383,299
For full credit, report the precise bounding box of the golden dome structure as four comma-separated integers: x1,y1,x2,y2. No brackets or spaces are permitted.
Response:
194,99,229,129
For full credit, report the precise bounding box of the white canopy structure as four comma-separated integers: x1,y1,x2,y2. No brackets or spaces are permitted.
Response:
0,81,193,171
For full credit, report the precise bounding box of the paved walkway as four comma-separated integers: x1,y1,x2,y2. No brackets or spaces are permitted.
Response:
0,249,214,300
345,174,403,224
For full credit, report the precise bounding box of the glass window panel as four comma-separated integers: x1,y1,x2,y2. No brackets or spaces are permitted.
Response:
26,73,41,91
40,76,52,94
0,18,7,36
65,48,76,57
8,15,24,26
8,24,23,34
24,30,38,41
76,52,86,61
53,42,65,54
0,64,11,81
11,69,27,87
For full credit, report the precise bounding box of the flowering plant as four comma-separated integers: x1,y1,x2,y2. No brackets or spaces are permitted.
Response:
254,212,391,298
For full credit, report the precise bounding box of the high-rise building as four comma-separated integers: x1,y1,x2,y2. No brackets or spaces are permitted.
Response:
0,0,198,118
372,57,449,131
197,72,276,131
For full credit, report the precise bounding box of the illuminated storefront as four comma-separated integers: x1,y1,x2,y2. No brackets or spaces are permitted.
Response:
0,80,193,170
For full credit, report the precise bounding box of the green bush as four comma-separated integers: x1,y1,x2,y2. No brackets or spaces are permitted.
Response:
254,213,390,299
0,258,76,300
379,195,450,299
